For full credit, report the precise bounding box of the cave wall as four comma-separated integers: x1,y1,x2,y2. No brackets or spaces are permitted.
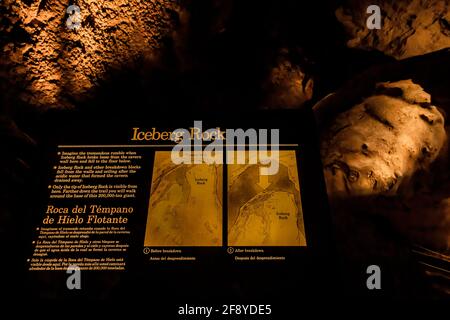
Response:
0,0,179,110
337,0,450,59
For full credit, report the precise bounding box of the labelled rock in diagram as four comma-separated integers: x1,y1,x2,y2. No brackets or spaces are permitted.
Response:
144,151,222,247
228,150,306,247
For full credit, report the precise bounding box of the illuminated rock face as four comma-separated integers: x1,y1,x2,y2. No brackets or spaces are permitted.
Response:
318,77,450,256
321,80,447,198
336,0,450,60
0,0,179,109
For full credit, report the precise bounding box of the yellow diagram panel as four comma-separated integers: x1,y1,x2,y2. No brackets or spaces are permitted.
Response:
144,151,223,246
228,150,306,247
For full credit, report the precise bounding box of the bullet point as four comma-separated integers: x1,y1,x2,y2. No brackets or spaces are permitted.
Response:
48,185,52,189
32,241,35,244
36,228,39,231
53,166,57,169
57,152,61,155
27,259,30,262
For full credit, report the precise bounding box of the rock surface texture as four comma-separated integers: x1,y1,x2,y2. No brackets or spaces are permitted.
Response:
319,77,450,254
336,0,450,59
322,79,447,198
0,0,179,109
